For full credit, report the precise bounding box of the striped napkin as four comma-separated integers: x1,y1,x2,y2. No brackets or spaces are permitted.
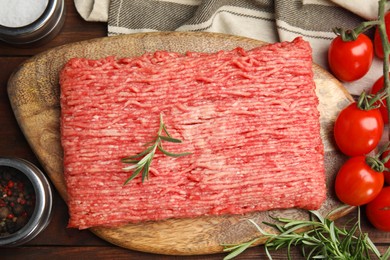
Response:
74,0,384,96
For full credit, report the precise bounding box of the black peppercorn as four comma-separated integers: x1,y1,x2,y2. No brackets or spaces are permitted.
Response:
0,166,35,236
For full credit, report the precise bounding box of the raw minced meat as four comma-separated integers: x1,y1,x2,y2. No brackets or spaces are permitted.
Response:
60,37,326,229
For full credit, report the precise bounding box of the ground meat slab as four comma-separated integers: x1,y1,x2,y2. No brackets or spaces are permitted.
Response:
60,37,326,230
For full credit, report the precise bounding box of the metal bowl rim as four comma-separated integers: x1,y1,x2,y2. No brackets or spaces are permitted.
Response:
0,157,53,246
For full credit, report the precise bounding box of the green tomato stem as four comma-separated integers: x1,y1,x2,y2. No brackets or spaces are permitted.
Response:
366,156,385,173
377,0,390,139
334,21,380,41
354,20,380,36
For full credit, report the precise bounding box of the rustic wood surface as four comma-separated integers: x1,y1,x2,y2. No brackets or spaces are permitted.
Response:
7,30,354,255
0,0,389,259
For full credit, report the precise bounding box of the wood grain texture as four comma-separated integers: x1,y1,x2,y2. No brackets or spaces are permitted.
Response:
7,32,354,255
2,244,390,260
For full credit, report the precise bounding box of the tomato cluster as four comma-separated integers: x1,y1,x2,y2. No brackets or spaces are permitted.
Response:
330,14,390,232
333,96,390,231
333,100,385,206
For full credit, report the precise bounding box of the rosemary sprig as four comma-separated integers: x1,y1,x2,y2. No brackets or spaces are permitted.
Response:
223,207,390,260
121,113,191,185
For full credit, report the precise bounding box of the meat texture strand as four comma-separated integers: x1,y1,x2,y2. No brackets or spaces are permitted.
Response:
60,37,326,229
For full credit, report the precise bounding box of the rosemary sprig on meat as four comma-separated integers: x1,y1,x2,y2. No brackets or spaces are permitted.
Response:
121,113,191,185
223,207,390,260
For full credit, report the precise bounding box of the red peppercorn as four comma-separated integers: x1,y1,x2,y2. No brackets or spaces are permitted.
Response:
7,180,14,188
1,167,36,235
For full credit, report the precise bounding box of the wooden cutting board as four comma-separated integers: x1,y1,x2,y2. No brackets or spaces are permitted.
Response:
7,32,354,255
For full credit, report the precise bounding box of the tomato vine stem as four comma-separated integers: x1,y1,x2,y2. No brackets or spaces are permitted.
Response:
334,20,380,41
377,0,390,140
334,1,390,133
356,91,386,110
366,156,386,172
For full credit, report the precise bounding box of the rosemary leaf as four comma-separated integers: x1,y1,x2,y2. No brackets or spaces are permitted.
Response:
162,123,172,137
287,239,295,260
223,238,260,260
222,207,386,260
158,135,183,143
264,246,273,259
121,159,141,164
282,222,318,233
157,144,192,157
305,244,322,259
329,221,338,245
142,156,152,182
302,239,319,247
122,113,191,185
123,145,155,160
366,235,382,258
124,166,144,185
222,243,248,252
122,145,154,162
262,221,284,233
138,149,155,167
310,210,325,224
122,163,140,171
382,246,390,260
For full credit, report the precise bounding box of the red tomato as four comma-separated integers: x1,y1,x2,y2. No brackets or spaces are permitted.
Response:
333,102,384,156
366,187,390,231
335,156,384,206
380,150,390,185
374,12,390,59
370,75,389,124
328,34,373,82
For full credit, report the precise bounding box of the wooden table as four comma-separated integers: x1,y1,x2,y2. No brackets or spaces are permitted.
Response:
0,1,389,259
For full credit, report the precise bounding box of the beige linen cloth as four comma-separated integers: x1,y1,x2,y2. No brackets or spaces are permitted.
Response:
74,0,386,96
